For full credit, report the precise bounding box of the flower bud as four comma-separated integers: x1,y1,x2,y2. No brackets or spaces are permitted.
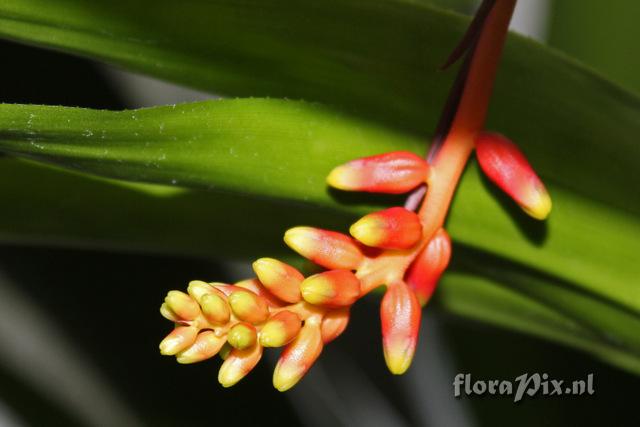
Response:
187,280,218,302
252,258,303,303
350,207,422,249
273,319,323,391
405,228,451,306
164,290,200,321
300,270,360,307
176,331,226,364
200,293,231,325
260,310,302,347
159,303,180,322
227,322,258,350
235,278,285,308
380,281,421,374
218,343,263,387
228,289,270,324
284,227,363,270
209,282,241,296
159,326,198,356
218,343,232,360
327,151,429,194
475,132,551,220
321,308,350,344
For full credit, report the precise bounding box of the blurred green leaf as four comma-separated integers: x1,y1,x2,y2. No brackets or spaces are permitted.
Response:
441,246,640,374
548,0,640,94
422,0,476,14
0,0,639,373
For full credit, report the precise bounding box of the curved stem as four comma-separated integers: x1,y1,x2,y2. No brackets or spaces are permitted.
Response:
421,0,516,224
359,0,517,295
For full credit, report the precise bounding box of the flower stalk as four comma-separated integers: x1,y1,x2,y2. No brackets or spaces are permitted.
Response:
159,0,550,391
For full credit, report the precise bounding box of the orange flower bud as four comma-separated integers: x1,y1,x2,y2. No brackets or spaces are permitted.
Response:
200,292,231,325
228,289,270,324
273,319,323,391
350,207,422,249
164,290,200,321
405,228,451,306
209,282,242,296
300,270,360,307
176,330,226,364
327,151,429,194
475,132,551,220
235,278,286,308
380,281,421,374
159,326,198,356
252,258,303,303
284,226,364,270
227,322,258,350
218,343,263,387
187,280,219,302
260,310,302,347
159,303,180,322
321,307,350,344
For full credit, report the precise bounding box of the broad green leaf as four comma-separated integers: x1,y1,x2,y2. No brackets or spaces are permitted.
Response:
548,0,640,94
0,1,639,372
440,270,640,374
0,0,638,216
0,99,639,374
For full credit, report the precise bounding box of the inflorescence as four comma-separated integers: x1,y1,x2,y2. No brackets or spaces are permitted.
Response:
158,0,549,392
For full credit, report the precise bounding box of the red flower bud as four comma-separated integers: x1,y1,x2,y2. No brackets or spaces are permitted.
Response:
284,226,364,270
300,269,360,307
327,151,429,194
475,132,551,220
380,281,421,374
350,207,422,249
405,228,451,306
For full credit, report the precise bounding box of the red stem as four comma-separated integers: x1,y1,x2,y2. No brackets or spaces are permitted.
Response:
359,0,517,294
419,0,515,220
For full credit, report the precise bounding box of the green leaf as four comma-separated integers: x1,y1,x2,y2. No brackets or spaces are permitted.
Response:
0,1,639,372
548,0,640,94
0,1,637,208
1,99,639,374
1,0,637,214
441,246,640,374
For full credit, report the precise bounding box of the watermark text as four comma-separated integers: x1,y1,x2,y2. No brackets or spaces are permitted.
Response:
453,373,594,402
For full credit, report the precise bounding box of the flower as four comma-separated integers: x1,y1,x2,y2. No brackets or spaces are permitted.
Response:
159,0,547,392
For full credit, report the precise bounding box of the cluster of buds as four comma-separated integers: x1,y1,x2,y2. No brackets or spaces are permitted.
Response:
160,135,549,390
159,0,548,392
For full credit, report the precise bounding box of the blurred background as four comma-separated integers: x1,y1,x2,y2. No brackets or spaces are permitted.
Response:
0,0,638,426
